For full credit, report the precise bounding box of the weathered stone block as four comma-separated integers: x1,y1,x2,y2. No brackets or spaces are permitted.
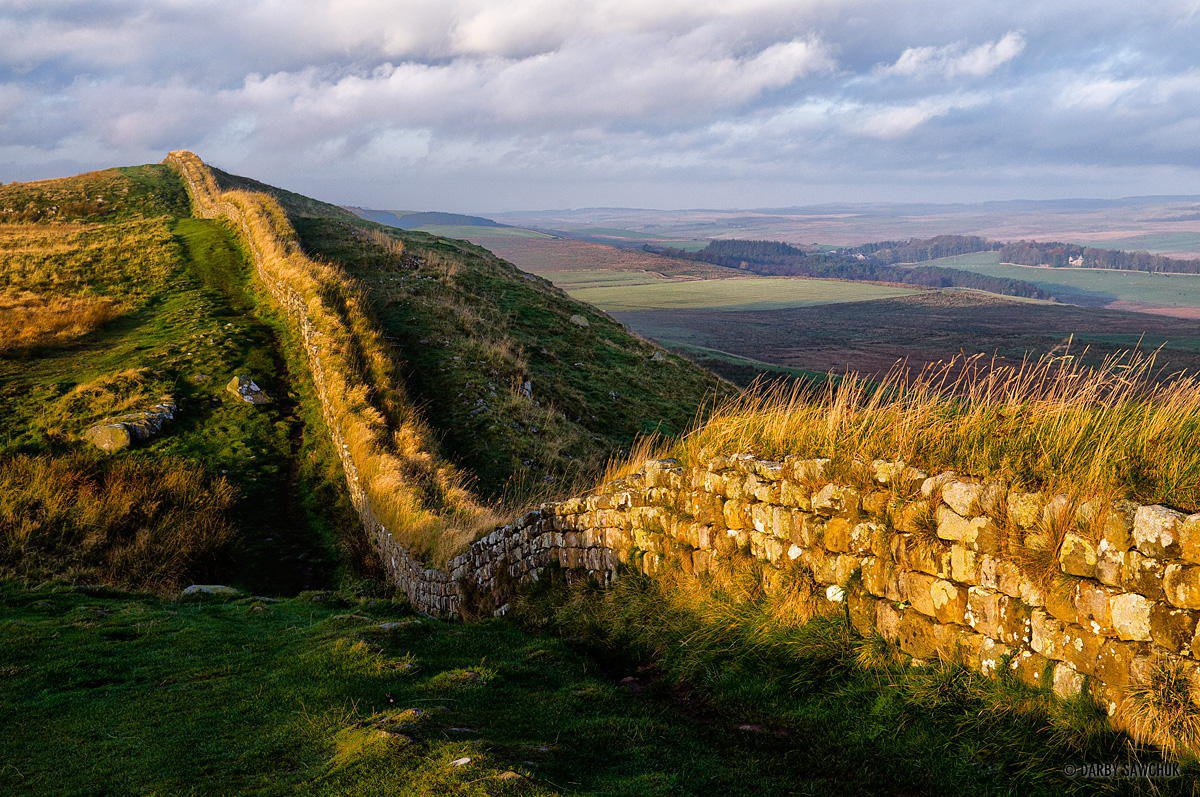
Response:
920,471,957,497
824,517,854,553
1058,532,1098,578
1110,592,1153,642
861,490,890,518
1052,663,1086,699
1180,514,1200,564
1133,504,1185,559
1093,639,1137,690
978,636,1011,676
811,484,860,516
1164,563,1200,609
902,571,939,617
1010,648,1051,688
895,610,959,660
931,578,968,624
1095,541,1123,587
1122,550,1166,600
1030,608,1066,660
1150,602,1197,654
935,506,999,552
950,545,977,583
965,586,1004,636
942,480,982,516
1076,581,1119,637
778,480,811,510
1061,623,1104,675
1007,492,1043,529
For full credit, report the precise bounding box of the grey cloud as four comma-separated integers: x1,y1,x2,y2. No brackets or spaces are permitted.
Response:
2,1,1200,208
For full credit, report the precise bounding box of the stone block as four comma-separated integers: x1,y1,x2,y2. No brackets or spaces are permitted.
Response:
1075,581,1119,637
811,484,860,516
1061,623,1104,675
1133,504,1185,559
1093,639,1137,690
931,578,968,624
895,610,959,660
1058,532,1098,578
1044,581,1080,625
1122,550,1166,600
1030,609,1066,660
1110,592,1153,642
1095,541,1123,587
1052,663,1086,699
824,517,854,553
941,480,982,516
902,571,939,617
1150,602,1197,654
950,545,977,583
1180,513,1200,564
1007,492,1043,529
935,506,1000,552
920,471,957,497
1010,648,1051,688
1165,563,1200,610
861,490,890,517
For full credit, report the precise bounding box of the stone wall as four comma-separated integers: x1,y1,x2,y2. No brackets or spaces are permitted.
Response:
165,152,1200,740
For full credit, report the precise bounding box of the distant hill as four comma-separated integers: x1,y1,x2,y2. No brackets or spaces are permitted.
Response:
345,207,509,230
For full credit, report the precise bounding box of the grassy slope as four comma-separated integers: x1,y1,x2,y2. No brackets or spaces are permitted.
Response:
209,168,728,502
0,165,355,593
0,583,819,796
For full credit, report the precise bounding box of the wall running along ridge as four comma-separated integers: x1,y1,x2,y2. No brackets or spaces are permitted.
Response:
166,153,1200,751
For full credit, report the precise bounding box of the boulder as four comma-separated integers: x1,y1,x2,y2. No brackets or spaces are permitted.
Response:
226,375,272,404
82,400,177,452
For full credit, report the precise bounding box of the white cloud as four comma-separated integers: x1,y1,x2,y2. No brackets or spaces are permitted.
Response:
880,31,1026,80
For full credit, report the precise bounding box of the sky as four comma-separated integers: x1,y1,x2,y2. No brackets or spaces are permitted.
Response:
3,0,1200,211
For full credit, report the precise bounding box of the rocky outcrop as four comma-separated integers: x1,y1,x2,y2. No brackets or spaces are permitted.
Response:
82,399,176,452
226,375,272,404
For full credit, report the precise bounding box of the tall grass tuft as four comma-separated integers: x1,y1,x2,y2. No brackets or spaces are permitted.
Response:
658,350,1200,511
0,454,236,593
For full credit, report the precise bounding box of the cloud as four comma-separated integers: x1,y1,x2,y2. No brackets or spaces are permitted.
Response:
2,2,1200,208
879,31,1026,80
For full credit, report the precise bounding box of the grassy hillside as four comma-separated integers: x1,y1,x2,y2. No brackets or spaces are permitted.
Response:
210,167,727,503
0,165,360,594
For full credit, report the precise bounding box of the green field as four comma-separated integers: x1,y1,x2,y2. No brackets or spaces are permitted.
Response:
1072,232,1200,254
936,254,1200,310
568,276,919,312
539,268,669,290
415,224,552,240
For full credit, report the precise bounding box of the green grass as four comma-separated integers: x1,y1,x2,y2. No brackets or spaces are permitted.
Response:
417,224,553,240
537,268,669,290
938,253,1200,309
521,570,1168,795
0,581,843,796
567,276,919,312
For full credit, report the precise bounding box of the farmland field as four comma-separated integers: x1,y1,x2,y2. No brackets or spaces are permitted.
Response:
930,253,1200,317
613,291,1200,383
413,223,553,240
567,276,920,312
446,228,738,281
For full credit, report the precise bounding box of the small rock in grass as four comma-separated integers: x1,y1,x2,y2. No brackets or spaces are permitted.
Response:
226,374,272,405
451,757,472,767
180,584,241,600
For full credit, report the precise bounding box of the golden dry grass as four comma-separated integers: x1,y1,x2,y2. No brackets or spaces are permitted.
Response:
648,350,1200,511
0,454,236,593
166,151,497,565
0,291,121,352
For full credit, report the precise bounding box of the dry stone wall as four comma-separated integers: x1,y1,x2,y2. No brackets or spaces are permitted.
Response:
165,152,1200,737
